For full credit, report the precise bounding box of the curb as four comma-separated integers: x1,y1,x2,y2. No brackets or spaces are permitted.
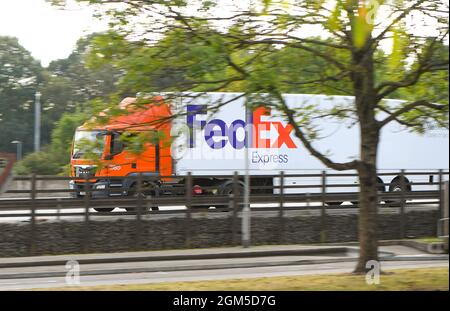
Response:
0,247,348,269
0,257,361,280
394,240,448,254
322,240,449,254
383,254,449,261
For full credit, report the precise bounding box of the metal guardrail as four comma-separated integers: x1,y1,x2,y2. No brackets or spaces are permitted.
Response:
438,181,449,239
438,218,449,238
1,170,447,213
0,170,448,255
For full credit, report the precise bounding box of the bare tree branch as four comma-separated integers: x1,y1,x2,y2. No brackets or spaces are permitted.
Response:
372,0,428,43
378,100,447,127
270,89,359,171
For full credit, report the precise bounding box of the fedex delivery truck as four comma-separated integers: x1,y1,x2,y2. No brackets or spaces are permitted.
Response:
70,93,449,211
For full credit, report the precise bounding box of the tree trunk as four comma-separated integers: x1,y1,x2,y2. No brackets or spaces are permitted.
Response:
351,45,381,273
354,129,380,273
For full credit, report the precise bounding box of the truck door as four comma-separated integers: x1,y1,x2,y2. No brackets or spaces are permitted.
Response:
107,132,159,177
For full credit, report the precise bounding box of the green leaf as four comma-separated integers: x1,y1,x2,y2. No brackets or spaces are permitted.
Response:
352,7,373,49
327,0,342,31
388,26,408,71
262,0,272,14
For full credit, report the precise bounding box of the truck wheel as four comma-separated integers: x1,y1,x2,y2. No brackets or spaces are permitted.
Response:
126,185,159,212
94,208,115,212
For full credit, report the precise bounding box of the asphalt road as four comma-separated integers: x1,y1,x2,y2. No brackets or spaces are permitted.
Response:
0,259,447,291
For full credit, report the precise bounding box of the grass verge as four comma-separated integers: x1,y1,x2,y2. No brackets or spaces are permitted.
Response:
40,267,448,291
415,237,447,244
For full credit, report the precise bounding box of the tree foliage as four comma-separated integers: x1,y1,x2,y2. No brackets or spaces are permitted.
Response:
64,0,449,273
13,111,88,175
0,33,124,174
0,36,44,154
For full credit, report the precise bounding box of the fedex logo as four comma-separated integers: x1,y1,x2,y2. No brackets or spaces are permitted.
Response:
187,105,297,149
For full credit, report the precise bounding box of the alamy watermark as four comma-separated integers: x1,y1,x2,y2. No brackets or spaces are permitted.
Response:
65,259,80,285
365,260,381,285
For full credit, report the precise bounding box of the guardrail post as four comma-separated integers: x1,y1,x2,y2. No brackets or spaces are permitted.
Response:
399,169,406,239
278,171,285,244
56,198,61,221
320,171,327,243
82,179,91,253
56,198,61,220
135,173,143,250
185,172,192,248
438,169,443,234
231,172,239,245
442,181,449,238
29,173,36,256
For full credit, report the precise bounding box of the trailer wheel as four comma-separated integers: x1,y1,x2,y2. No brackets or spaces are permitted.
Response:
94,208,115,212
385,177,410,207
215,182,244,210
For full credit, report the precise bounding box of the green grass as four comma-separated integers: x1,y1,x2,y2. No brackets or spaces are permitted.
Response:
41,267,448,291
415,237,447,244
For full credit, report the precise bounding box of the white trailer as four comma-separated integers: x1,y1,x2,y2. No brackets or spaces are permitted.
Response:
167,92,448,199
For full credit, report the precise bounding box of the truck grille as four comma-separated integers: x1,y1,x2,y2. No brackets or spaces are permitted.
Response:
75,166,97,179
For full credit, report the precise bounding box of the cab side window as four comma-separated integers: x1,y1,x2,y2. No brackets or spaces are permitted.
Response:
110,132,125,155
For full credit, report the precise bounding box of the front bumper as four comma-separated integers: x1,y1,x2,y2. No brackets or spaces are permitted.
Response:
70,180,126,199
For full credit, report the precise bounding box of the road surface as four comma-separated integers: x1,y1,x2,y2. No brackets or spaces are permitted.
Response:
0,259,447,291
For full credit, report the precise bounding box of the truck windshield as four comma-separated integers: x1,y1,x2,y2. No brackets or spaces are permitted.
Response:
72,130,106,159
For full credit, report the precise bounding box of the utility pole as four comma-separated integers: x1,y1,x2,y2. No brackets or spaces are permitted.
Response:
242,105,251,248
34,91,41,153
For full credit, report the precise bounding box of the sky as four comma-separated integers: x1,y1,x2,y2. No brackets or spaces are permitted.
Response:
0,0,107,67
0,0,447,67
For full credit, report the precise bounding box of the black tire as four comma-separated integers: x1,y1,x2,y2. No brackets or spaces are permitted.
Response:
126,185,159,212
385,179,409,207
94,207,115,212
215,182,243,210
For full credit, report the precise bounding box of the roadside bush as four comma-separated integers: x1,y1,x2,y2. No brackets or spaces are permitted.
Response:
13,111,87,176
13,148,62,175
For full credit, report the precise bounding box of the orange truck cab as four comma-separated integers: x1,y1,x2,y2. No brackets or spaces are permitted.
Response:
69,97,174,202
